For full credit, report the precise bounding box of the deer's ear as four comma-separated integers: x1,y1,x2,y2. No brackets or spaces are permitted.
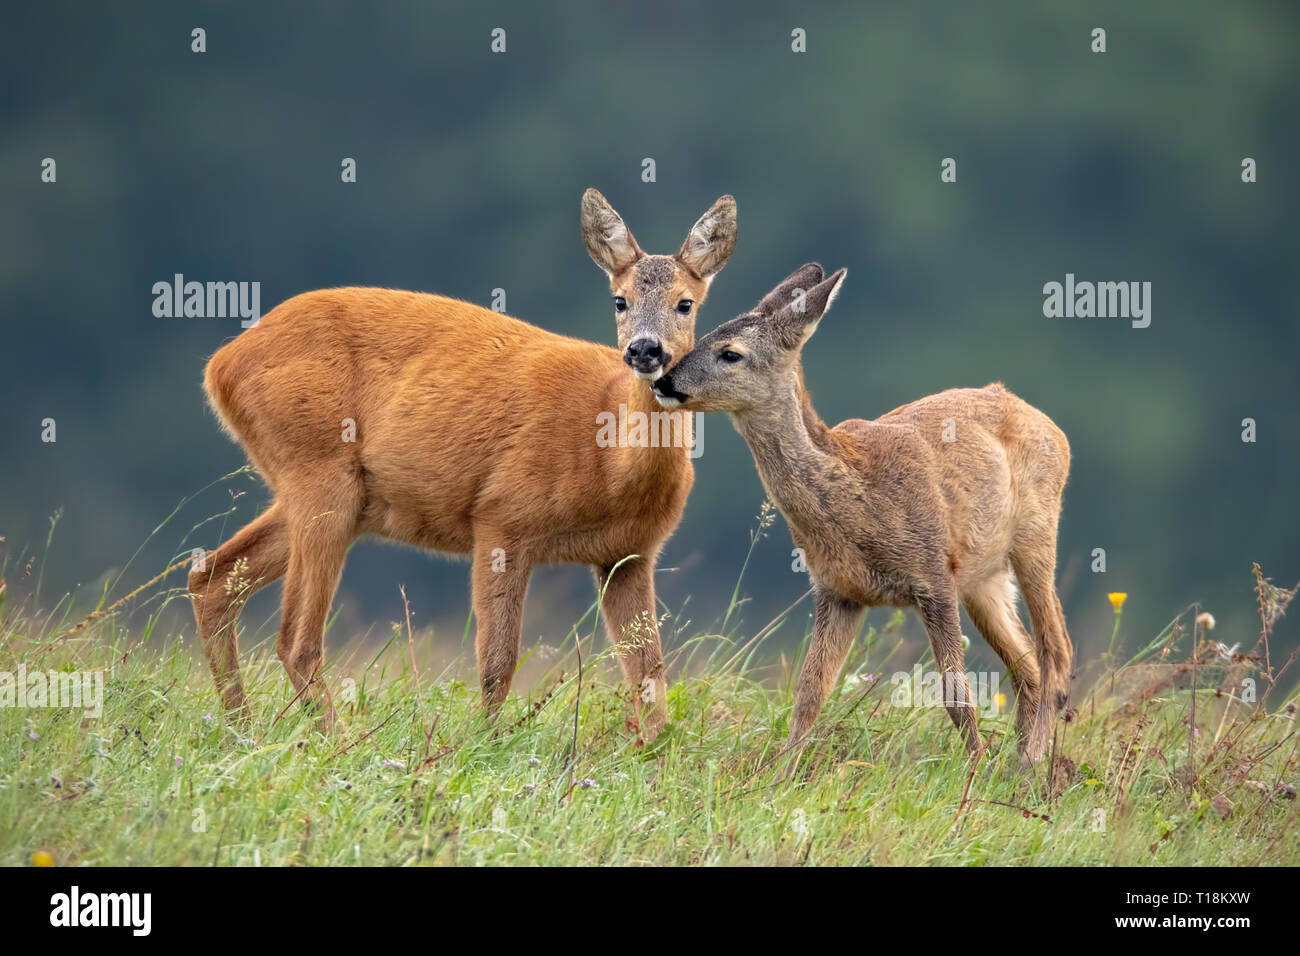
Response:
755,262,824,316
582,189,643,276
677,195,737,280
770,268,847,350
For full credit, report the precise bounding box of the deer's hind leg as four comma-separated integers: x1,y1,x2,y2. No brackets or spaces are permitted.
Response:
962,571,1042,762
189,501,290,716
1011,523,1074,761
275,474,363,733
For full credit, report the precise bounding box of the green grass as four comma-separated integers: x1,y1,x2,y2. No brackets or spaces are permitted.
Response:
2,590,1297,866
2,500,1297,866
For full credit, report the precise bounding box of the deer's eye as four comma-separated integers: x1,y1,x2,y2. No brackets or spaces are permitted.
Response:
676,300,693,314
719,350,743,363
613,297,628,313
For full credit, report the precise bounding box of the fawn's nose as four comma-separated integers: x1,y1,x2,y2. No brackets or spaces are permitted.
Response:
624,337,670,378
651,373,688,408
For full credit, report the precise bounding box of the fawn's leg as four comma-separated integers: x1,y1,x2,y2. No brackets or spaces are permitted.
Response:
593,555,668,741
962,571,1043,762
917,586,983,757
189,502,290,715
472,532,533,716
1011,529,1074,758
783,588,865,771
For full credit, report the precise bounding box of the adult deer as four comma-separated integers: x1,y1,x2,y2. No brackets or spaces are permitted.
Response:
189,189,737,739
652,264,1073,763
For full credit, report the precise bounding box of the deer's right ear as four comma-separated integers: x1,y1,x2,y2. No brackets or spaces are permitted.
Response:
582,188,643,277
770,268,847,350
755,262,825,316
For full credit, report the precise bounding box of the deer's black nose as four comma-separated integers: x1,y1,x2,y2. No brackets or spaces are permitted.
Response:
625,338,670,379
652,373,688,405
625,338,664,365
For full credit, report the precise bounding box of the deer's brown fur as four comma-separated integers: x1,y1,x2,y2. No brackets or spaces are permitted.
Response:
654,264,1073,763
189,190,736,737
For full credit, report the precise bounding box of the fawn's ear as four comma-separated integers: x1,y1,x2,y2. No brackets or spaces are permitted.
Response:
754,262,824,316
770,268,847,350
582,188,643,276
676,195,738,280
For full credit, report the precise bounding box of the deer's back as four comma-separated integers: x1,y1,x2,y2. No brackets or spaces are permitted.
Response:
872,382,1069,495
833,382,1069,586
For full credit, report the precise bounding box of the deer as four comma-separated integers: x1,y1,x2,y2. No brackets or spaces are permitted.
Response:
188,188,737,740
651,264,1074,765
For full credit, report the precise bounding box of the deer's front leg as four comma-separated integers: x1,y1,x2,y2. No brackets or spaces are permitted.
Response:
472,534,533,716
783,588,865,775
593,556,667,742
916,587,984,758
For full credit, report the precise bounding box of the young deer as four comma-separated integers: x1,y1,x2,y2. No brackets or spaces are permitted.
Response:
189,189,737,739
653,264,1073,763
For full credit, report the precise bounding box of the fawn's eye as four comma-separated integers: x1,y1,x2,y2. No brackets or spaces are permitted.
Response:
718,350,743,364
613,297,627,313
676,300,693,314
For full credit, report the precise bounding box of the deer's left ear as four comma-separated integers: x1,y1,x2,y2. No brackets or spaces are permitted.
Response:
677,195,738,280
770,268,846,350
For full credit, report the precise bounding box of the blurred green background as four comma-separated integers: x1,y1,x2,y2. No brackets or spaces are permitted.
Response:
2,2,1296,671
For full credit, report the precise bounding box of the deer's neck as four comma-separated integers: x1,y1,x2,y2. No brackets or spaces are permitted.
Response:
730,367,845,537
604,367,695,477
624,368,669,419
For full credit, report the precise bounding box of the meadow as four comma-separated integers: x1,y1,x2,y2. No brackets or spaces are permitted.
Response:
1,513,1296,867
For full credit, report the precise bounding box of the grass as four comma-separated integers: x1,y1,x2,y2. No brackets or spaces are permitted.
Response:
1,510,1297,866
